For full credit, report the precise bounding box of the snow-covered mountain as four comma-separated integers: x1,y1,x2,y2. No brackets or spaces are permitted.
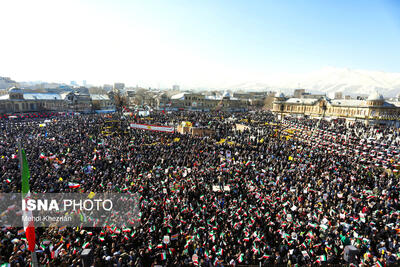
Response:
226,67,400,97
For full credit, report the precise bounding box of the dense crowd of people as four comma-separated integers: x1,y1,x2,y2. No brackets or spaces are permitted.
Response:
0,111,400,266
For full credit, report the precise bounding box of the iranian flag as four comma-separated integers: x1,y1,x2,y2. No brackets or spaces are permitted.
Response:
20,147,36,252
121,186,129,192
308,222,318,228
68,182,81,189
204,250,209,259
238,253,244,263
161,252,167,260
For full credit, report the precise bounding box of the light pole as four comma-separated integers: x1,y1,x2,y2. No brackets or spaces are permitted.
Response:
322,102,327,119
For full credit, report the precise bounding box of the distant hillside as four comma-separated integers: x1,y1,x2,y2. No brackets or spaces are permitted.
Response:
225,67,400,97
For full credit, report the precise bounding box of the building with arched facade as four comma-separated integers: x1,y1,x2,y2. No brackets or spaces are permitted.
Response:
167,92,249,112
0,87,114,114
272,91,400,125
0,87,57,113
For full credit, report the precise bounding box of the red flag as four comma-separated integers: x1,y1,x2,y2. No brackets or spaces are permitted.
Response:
20,147,36,252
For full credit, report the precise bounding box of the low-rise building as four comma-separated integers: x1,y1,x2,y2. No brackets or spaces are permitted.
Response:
90,94,115,112
293,89,306,98
63,91,92,113
0,87,94,114
114,83,125,90
0,87,66,113
167,91,248,111
272,91,400,125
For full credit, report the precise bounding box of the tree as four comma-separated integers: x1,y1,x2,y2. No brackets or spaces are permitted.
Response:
263,96,275,110
91,101,101,111
111,89,128,113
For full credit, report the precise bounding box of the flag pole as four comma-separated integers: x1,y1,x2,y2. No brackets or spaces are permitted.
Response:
31,251,39,267
18,141,39,267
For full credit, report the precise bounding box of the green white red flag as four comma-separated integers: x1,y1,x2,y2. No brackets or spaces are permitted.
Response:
20,147,36,252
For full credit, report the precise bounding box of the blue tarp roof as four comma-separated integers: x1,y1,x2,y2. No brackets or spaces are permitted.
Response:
95,109,115,113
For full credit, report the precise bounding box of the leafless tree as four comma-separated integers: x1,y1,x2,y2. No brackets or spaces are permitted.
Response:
263,95,275,110
110,89,128,113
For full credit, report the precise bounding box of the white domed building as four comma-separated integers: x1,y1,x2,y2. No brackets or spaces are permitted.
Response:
366,91,384,106
272,89,400,125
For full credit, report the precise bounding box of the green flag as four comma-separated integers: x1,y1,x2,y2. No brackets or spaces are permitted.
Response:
19,146,36,252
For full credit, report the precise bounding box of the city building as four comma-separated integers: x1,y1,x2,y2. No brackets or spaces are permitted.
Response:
334,92,343,99
126,90,136,105
90,94,115,112
122,88,266,111
272,90,400,125
293,89,306,98
114,83,125,91
0,87,115,114
103,84,113,91
125,88,154,106
172,85,180,90
63,91,92,112
233,91,267,107
121,89,266,111
301,93,326,99
0,87,67,113
167,91,248,112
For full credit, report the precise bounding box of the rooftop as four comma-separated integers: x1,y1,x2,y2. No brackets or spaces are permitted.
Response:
367,91,384,101
171,93,186,100
330,99,364,107
90,94,110,101
285,98,319,105
24,93,62,100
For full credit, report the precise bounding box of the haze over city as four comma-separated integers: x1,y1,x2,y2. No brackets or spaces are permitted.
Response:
1,0,400,89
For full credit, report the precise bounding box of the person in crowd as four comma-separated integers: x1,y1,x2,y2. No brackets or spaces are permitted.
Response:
0,110,399,266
